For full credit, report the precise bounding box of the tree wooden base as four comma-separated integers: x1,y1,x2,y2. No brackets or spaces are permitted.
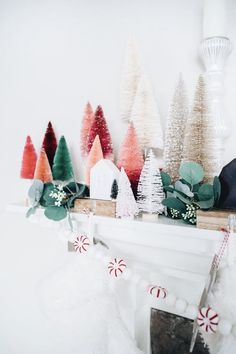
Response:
141,213,159,221
197,209,236,232
73,198,116,217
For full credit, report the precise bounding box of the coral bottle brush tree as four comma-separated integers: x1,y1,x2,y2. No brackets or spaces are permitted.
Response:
117,122,144,196
52,136,74,182
85,135,103,185
34,148,53,183
87,105,113,159
42,121,57,168
20,135,37,179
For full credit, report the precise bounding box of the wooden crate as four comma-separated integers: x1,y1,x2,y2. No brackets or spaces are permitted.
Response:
197,209,236,232
73,198,116,217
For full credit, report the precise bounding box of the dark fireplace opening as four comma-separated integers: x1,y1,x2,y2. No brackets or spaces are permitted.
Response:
150,308,210,354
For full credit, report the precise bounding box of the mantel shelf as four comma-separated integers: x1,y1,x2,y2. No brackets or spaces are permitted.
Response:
7,202,233,242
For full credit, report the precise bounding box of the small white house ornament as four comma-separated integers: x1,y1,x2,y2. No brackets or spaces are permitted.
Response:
90,159,120,200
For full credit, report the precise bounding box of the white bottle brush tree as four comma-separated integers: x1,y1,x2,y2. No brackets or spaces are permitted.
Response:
137,149,165,214
131,76,163,152
120,37,142,123
163,74,189,181
116,167,138,219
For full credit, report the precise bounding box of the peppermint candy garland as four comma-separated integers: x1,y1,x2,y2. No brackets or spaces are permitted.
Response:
197,307,219,333
108,258,127,277
149,285,168,299
73,235,90,253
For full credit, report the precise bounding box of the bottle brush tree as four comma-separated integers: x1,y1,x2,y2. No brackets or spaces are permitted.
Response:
85,135,103,185
20,135,37,179
87,105,113,159
137,149,165,214
182,75,219,182
110,179,118,199
52,136,74,182
163,74,189,181
116,167,138,218
80,102,94,157
42,121,57,168
131,76,163,151
120,37,142,122
117,122,144,196
34,148,53,183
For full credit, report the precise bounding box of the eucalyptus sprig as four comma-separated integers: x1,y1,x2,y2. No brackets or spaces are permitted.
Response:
26,179,89,225
161,162,221,225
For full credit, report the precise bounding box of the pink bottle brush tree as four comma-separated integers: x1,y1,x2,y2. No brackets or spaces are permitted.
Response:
80,102,95,158
117,122,144,196
87,105,113,159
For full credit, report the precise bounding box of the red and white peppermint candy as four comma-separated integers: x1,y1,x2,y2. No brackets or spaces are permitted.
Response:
197,307,219,333
108,258,126,277
73,235,90,253
149,285,168,299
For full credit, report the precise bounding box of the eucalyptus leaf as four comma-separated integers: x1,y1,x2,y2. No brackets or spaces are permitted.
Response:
44,206,67,221
161,172,171,187
64,182,89,197
213,176,221,204
173,191,192,204
26,207,36,218
28,179,44,207
194,197,215,209
39,183,55,207
162,197,186,213
198,183,214,201
163,186,175,193
192,183,200,192
174,180,194,197
179,162,204,186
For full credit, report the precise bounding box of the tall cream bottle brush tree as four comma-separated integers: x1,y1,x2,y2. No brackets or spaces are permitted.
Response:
183,75,219,182
164,74,189,181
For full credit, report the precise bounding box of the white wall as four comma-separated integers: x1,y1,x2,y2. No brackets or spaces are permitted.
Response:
0,1,236,353
1,0,236,207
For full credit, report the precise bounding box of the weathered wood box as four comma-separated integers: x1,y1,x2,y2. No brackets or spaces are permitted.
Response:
73,198,116,217
197,209,236,232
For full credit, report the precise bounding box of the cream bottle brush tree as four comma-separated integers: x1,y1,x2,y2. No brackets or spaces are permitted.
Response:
182,75,219,182
131,76,163,152
120,37,142,123
163,74,189,182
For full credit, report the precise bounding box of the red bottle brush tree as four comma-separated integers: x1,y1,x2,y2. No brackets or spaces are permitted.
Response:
85,135,103,185
34,148,53,183
20,135,37,179
87,105,113,159
42,121,57,168
117,122,144,196
80,102,94,157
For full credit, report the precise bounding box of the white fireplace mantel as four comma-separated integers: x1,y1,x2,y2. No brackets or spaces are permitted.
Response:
7,203,236,353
